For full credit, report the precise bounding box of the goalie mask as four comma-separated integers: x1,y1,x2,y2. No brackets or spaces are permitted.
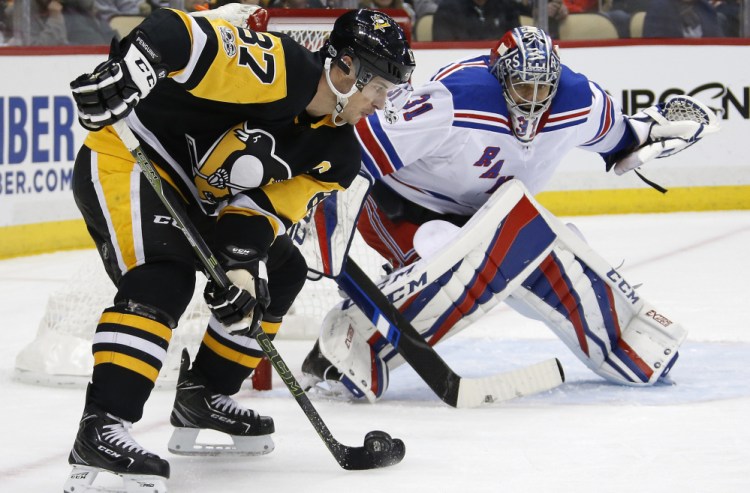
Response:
489,26,561,143
324,9,416,125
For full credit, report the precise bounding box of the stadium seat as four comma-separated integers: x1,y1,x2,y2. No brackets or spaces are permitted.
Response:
415,14,433,42
558,13,619,40
629,11,646,38
109,15,146,39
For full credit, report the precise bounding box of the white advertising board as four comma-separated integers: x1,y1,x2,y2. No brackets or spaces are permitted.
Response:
1,44,748,232
0,53,106,228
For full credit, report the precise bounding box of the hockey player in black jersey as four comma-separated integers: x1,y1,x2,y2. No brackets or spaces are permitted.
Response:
64,5,415,492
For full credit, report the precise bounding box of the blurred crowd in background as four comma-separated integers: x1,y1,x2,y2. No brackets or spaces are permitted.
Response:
0,0,745,47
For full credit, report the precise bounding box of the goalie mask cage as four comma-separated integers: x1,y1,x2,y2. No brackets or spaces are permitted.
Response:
13,9,410,388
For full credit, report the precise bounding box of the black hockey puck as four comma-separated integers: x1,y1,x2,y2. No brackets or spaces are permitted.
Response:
364,430,394,453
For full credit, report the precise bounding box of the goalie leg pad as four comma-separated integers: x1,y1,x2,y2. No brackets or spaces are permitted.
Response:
317,180,557,399
317,309,389,402
507,215,687,385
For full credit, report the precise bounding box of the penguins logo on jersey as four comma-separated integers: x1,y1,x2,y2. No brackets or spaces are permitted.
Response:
372,14,391,31
189,123,292,204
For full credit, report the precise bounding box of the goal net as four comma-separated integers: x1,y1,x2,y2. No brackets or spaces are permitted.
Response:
13,9,410,388
266,8,412,51
14,232,383,388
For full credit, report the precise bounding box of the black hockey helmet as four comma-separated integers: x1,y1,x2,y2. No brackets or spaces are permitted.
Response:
325,9,415,89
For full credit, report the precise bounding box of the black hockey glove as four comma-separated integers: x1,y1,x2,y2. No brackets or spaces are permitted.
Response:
204,247,271,336
70,30,167,131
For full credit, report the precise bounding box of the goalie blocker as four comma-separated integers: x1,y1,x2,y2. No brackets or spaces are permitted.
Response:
314,180,687,401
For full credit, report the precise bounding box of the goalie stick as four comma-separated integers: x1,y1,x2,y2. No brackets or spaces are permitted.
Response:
113,120,405,471
336,258,565,408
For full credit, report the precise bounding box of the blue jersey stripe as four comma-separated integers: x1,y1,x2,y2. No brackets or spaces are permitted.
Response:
369,116,404,170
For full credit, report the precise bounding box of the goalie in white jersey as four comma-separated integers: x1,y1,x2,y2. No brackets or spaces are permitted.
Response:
302,26,719,402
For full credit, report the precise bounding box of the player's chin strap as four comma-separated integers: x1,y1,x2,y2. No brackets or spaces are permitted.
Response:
324,57,358,126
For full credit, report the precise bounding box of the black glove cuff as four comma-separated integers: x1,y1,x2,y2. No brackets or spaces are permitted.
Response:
217,245,267,272
215,213,274,267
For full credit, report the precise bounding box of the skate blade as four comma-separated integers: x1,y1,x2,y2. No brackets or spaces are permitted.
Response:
64,465,167,493
168,427,275,456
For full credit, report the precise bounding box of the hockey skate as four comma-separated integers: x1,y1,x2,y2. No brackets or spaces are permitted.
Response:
168,349,275,456
64,403,169,493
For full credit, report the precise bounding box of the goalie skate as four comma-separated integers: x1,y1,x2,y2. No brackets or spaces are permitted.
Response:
64,403,169,493
300,341,358,401
168,349,275,456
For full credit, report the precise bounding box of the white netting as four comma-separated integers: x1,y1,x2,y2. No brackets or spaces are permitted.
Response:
14,257,210,388
663,96,713,125
268,15,336,52
275,26,332,52
267,9,412,52
14,233,384,388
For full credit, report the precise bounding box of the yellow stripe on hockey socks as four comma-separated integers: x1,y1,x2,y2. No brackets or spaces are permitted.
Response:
201,331,263,369
99,311,173,342
93,351,160,383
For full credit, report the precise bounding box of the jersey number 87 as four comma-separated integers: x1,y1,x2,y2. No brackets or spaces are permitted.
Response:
237,29,277,84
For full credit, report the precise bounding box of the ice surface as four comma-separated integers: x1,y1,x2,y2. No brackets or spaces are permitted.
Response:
1,211,748,492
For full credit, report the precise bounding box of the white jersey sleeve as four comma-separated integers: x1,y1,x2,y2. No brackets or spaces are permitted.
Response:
354,82,456,180
577,81,631,154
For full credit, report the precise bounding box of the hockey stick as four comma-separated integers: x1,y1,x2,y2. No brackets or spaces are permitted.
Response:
112,120,404,470
337,257,565,408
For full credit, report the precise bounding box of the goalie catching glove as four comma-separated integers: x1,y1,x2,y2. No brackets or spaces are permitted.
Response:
204,247,271,336
70,31,167,131
612,95,720,175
